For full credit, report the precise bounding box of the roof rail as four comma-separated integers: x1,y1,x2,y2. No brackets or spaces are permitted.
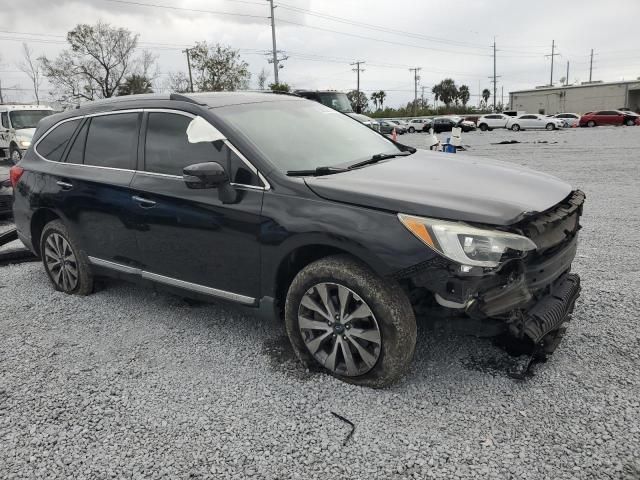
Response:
169,93,207,105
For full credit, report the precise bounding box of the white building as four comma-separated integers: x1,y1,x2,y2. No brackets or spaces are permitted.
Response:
509,80,640,114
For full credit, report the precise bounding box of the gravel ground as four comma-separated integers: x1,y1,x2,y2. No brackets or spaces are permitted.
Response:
1,126,639,479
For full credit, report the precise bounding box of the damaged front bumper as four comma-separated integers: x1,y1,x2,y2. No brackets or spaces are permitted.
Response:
401,190,585,348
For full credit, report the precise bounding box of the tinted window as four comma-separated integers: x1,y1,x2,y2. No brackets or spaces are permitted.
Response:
9,110,52,129
36,119,81,162
144,112,261,186
220,100,401,172
65,121,88,164
1,112,8,129
84,113,139,169
521,115,535,119
597,111,617,115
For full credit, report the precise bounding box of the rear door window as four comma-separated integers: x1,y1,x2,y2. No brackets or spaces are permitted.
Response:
84,113,139,170
65,121,89,164
35,119,81,162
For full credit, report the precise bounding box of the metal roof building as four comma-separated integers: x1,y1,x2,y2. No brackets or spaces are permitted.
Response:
509,80,640,114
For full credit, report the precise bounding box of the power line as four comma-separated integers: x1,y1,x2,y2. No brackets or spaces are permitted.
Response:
275,18,492,57
99,0,269,19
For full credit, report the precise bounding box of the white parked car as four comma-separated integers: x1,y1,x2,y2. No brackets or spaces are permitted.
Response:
477,114,510,131
406,118,432,132
506,114,565,131
553,113,580,128
0,105,54,163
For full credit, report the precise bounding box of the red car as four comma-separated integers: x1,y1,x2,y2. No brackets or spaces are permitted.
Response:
579,110,639,127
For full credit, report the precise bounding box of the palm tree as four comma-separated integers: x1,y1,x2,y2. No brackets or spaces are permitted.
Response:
482,88,491,105
378,90,386,110
458,85,470,107
370,91,379,110
117,74,153,96
432,79,458,108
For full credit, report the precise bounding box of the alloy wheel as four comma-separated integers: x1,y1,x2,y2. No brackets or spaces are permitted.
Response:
44,232,79,291
298,282,381,377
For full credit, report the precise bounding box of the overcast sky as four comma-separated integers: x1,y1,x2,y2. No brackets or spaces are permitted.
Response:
2,0,640,108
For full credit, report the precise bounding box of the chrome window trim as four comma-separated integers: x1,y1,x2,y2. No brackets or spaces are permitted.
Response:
88,256,256,305
33,108,271,190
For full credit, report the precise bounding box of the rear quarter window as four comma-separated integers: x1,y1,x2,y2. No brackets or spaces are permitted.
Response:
35,119,81,162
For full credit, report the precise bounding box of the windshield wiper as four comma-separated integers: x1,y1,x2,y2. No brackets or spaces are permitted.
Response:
348,151,413,170
286,166,349,177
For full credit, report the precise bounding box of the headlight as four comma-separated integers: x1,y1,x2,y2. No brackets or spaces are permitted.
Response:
18,139,31,148
398,214,537,268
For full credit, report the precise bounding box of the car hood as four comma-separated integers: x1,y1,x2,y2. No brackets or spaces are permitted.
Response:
15,128,36,139
304,150,572,225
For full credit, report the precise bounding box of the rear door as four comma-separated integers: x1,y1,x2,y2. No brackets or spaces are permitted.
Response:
129,110,265,300
36,112,141,266
598,111,623,125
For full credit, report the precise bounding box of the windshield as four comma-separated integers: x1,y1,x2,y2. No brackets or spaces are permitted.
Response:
220,100,400,172
9,110,53,129
316,92,354,113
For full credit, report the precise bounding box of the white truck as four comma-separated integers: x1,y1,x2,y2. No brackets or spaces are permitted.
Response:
0,105,54,164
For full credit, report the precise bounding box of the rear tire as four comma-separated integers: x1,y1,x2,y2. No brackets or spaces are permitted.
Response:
587,120,596,127
625,119,635,126
284,255,416,388
511,124,521,131
40,220,94,295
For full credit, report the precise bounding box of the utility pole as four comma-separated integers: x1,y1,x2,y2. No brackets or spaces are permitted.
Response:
0,79,4,104
409,67,421,116
501,85,504,110
565,61,570,86
546,40,560,86
182,48,194,93
421,85,426,109
478,80,481,108
492,38,497,111
268,0,279,84
589,49,594,82
351,61,365,112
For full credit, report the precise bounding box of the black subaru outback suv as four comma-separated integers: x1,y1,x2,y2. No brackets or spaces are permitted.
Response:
10,92,584,387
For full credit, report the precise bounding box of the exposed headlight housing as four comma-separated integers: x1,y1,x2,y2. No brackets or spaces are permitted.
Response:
18,139,31,148
398,213,537,268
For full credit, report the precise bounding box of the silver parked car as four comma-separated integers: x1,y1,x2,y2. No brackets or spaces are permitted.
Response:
506,114,565,131
553,113,580,128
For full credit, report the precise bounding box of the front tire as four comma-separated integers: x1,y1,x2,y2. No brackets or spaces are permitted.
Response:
511,124,521,131
40,220,94,295
479,123,488,132
546,123,555,130
408,127,415,133
587,120,596,127
284,255,416,388
625,119,635,126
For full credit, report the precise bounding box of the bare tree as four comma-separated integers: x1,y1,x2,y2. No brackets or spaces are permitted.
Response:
41,21,139,105
257,67,269,90
166,72,191,93
18,43,43,104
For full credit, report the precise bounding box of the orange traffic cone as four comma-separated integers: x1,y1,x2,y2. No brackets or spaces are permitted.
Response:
392,127,397,142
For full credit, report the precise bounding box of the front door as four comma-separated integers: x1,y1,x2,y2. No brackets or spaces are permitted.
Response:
130,111,265,300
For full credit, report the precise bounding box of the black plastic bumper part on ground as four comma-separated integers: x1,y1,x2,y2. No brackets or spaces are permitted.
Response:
522,273,580,343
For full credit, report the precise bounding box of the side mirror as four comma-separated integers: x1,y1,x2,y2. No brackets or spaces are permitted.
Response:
182,162,239,204
183,162,228,189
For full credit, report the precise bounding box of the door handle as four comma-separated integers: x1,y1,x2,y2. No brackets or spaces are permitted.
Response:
56,180,73,190
132,195,157,208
